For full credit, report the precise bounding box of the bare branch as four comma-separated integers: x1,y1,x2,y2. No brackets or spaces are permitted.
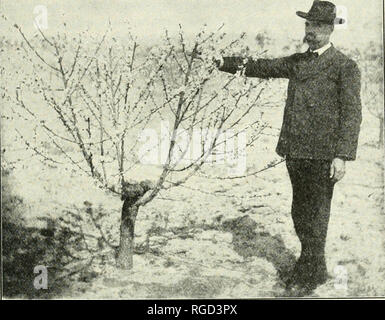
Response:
14,24,60,72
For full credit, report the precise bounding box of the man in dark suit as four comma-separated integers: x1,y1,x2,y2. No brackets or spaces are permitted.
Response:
217,1,362,293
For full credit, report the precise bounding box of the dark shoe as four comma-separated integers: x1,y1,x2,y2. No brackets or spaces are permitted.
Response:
283,261,302,289
284,271,301,290
315,273,329,286
284,257,309,289
284,281,315,297
284,276,296,290
311,271,331,287
292,272,330,295
285,269,329,291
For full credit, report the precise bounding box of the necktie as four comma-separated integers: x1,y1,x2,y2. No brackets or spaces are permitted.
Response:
307,50,319,59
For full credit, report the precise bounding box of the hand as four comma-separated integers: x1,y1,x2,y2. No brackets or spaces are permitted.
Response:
213,56,224,68
330,158,345,182
187,49,203,61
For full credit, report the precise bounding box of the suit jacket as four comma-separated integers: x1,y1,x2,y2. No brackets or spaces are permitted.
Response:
219,45,362,161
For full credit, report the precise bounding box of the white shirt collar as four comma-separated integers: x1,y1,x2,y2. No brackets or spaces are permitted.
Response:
312,42,332,56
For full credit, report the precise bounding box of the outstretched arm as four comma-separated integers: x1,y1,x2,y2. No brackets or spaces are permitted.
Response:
217,55,295,79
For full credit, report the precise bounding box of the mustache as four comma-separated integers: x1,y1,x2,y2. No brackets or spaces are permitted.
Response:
303,33,316,43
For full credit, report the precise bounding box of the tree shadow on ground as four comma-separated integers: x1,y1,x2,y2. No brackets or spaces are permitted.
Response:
102,275,237,299
98,214,297,299
221,215,296,285
2,216,100,299
3,220,60,298
2,170,98,299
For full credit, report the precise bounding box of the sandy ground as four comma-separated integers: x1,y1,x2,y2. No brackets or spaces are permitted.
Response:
2,37,383,299
3,109,384,298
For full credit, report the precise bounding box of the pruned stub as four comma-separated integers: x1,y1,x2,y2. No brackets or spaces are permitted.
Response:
120,180,154,204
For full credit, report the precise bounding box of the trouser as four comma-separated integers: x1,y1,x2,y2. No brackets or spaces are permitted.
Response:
286,158,336,285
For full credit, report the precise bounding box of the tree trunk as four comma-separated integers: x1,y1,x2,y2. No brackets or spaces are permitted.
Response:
116,180,154,269
116,199,139,269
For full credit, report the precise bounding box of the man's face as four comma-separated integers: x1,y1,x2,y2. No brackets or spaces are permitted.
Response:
304,20,333,49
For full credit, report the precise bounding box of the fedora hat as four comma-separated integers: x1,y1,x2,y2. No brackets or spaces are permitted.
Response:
296,1,345,25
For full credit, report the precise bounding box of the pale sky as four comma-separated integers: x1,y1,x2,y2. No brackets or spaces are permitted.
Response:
1,0,383,47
